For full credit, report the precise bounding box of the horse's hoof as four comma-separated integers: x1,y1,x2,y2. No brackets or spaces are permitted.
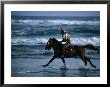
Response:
42,65,46,67
94,66,96,68
43,66,45,67
92,65,96,68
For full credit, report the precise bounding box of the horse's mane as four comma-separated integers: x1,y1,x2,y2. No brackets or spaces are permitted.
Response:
51,38,62,48
51,38,62,45
51,38,59,44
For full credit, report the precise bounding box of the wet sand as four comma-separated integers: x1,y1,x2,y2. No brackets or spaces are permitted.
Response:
11,58,100,77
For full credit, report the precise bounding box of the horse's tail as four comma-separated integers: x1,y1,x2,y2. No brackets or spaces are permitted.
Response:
83,44,98,51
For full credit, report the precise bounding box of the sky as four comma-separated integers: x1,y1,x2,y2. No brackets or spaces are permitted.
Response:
11,11,100,17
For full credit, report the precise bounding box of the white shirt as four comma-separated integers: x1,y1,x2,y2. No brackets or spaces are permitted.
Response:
63,33,70,41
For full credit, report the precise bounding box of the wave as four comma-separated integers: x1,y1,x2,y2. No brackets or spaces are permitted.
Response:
12,19,99,25
11,28,100,38
47,20,99,25
12,36,100,46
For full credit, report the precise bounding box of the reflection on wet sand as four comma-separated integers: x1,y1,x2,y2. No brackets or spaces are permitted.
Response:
42,68,100,77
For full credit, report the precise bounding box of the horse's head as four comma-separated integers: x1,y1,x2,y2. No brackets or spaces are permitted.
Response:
45,38,58,50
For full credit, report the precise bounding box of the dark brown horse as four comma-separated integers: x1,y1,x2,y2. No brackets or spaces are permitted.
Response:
43,38,98,68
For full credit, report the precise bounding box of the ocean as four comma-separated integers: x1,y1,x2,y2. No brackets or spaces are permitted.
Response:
11,16,100,77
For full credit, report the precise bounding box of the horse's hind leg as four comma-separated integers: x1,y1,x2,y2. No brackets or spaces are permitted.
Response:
79,54,87,66
78,48,87,66
43,56,56,67
85,56,96,68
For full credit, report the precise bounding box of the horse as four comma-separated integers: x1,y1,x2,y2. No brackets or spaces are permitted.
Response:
43,38,98,68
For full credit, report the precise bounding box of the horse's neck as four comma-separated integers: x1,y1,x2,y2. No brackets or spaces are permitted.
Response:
53,42,62,50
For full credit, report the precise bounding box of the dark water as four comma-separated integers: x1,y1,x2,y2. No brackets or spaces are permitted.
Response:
11,15,100,77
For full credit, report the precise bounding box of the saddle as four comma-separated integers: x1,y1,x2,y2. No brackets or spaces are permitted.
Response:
61,41,71,49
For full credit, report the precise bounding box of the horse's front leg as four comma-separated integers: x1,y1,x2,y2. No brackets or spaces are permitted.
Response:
61,58,66,67
43,56,56,67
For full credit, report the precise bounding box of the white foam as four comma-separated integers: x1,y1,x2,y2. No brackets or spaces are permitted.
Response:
12,37,47,45
72,37,100,46
12,19,44,25
12,36,100,46
47,20,99,25
12,19,99,25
